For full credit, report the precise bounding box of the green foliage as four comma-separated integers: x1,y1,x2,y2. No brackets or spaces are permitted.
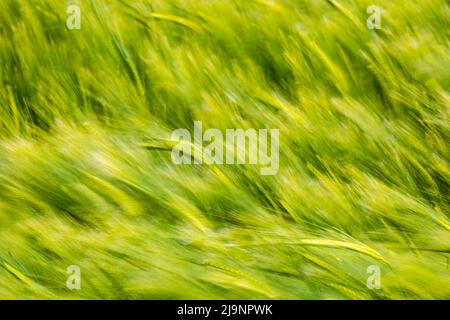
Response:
0,0,448,299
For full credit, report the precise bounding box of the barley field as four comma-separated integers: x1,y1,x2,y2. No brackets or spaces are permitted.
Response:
0,0,449,299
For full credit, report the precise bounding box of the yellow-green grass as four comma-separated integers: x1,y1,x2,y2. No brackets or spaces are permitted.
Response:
0,0,448,299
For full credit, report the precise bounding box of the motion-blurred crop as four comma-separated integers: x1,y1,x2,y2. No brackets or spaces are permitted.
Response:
0,0,449,299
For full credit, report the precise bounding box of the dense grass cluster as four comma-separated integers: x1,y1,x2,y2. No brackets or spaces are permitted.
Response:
0,0,449,299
